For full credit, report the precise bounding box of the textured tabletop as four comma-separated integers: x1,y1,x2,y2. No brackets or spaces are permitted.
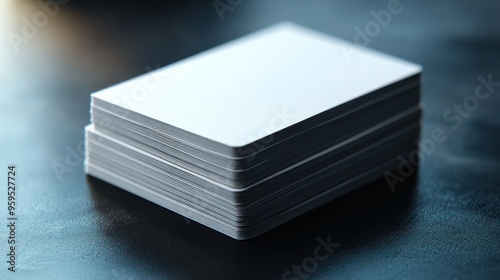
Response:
1,0,499,279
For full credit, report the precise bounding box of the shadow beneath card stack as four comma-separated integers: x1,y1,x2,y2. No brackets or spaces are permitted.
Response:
87,168,418,279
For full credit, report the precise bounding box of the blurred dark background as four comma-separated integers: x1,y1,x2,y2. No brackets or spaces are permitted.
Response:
1,0,499,279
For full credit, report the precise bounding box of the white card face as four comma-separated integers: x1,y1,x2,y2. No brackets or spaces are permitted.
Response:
92,22,421,148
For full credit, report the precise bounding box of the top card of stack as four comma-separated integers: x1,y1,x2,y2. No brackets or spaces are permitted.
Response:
90,22,421,189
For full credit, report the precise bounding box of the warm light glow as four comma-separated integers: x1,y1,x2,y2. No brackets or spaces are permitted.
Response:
0,0,15,67
0,0,13,26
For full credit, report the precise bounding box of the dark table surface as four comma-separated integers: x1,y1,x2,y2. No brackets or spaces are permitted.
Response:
1,0,499,279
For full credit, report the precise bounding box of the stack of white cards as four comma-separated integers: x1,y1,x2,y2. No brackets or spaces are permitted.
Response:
85,22,422,240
